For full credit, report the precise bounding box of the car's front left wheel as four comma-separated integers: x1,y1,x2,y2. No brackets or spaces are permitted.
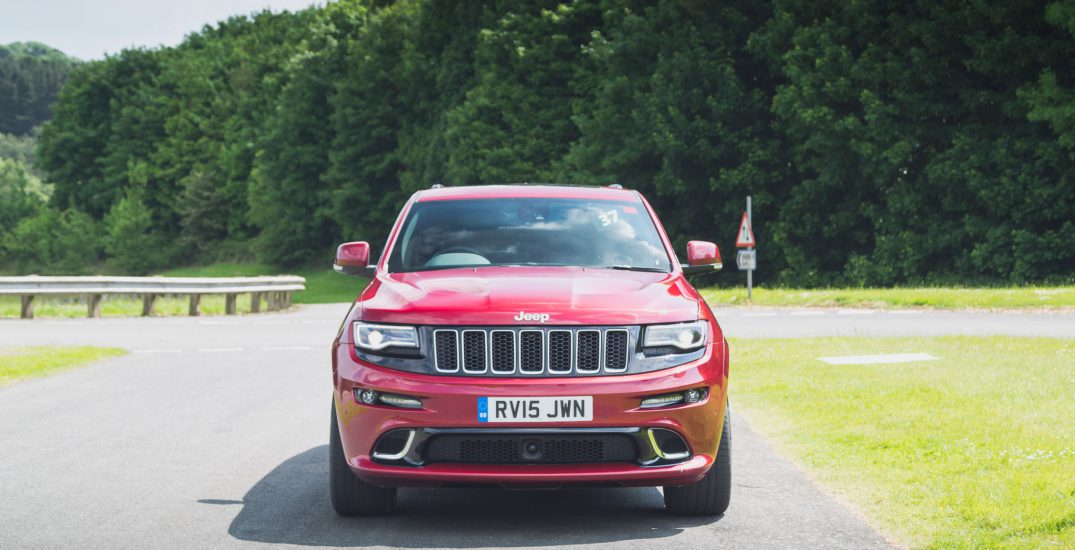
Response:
329,401,396,515
663,401,732,516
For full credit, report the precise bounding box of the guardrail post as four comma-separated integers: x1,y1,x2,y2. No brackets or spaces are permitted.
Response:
188,294,201,316
284,292,292,308
268,292,279,311
21,295,34,319
225,293,237,315
88,294,102,318
251,292,262,313
142,294,157,317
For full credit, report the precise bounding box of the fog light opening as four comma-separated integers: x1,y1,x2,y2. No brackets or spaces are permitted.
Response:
640,387,708,409
353,388,423,409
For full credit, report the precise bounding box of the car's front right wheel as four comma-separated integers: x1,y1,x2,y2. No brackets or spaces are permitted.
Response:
663,401,732,516
329,401,396,516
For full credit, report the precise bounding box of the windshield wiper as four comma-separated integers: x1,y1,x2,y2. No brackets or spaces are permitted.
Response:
601,265,669,273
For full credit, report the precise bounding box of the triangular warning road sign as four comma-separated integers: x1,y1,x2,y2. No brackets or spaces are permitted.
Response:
736,212,755,248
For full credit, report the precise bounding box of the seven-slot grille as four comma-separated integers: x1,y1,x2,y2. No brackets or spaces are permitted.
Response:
433,327,631,375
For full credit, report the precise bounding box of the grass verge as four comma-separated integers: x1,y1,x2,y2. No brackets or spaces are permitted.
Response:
0,347,127,386
702,286,1075,309
732,336,1075,548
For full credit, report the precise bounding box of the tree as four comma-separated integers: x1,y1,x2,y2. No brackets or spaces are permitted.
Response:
0,42,79,135
104,186,174,274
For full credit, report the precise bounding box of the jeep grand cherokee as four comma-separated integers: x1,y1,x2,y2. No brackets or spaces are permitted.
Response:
330,184,730,516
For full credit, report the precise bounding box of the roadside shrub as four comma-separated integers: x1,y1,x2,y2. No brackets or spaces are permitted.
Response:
1,207,103,274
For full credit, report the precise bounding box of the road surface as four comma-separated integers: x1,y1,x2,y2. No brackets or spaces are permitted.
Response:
2,304,1072,549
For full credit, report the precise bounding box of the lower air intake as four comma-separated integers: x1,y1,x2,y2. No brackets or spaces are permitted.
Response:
423,434,637,464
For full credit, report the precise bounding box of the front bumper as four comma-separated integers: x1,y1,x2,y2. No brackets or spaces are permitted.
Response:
332,341,728,488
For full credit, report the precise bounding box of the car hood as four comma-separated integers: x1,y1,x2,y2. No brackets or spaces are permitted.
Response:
356,266,700,326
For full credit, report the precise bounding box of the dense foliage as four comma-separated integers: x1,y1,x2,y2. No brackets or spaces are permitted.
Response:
5,0,1075,283
0,42,79,136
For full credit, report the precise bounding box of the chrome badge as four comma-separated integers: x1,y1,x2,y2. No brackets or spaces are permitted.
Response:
513,311,550,323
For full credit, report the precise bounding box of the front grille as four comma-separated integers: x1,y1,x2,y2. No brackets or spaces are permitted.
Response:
424,434,637,464
430,327,632,375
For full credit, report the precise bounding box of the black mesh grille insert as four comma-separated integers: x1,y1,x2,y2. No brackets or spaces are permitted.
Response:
548,331,572,373
424,434,637,464
605,330,629,371
576,330,600,373
373,432,409,456
434,331,459,372
519,331,543,373
491,331,515,373
462,331,487,372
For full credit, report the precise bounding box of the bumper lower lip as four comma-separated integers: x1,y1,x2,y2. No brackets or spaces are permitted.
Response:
351,455,713,488
371,426,691,467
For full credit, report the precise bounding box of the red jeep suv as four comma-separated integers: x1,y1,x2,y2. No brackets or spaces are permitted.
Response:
330,184,730,516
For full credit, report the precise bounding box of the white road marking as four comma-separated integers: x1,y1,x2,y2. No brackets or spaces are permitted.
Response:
199,320,239,326
743,312,778,317
199,347,244,353
261,346,313,351
889,310,924,315
818,353,938,365
133,349,182,354
252,321,291,325
836,309,878,315
790,311,825,316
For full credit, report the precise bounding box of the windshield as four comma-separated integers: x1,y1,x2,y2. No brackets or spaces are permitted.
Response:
387,197,672,273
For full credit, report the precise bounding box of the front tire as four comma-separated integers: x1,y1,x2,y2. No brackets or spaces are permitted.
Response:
664,402,732,516
329,401,396,515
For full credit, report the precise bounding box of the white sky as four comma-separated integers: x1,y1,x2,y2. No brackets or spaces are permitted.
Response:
0,0,321,60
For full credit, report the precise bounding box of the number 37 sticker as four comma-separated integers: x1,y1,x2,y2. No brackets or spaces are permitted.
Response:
598,209,619,226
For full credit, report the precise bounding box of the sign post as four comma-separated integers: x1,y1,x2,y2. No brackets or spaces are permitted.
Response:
735,196,756,300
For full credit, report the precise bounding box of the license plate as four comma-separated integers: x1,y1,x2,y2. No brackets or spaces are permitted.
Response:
478,396,593,423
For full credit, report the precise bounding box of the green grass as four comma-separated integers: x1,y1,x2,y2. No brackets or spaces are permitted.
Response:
0,346,127,386
732,336,1075,548
0,263,368,318
702,286,1075,309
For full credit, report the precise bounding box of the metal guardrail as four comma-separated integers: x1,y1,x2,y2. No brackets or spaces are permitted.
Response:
0,276,306,319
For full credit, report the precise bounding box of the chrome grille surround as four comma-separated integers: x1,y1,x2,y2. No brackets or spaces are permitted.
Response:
430,326,635,376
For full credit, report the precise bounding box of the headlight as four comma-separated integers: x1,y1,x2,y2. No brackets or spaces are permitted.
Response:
643,321,708,351
354,323,419,351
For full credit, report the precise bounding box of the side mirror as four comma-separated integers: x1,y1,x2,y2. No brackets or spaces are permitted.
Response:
682,241,723,275
334,242,373,276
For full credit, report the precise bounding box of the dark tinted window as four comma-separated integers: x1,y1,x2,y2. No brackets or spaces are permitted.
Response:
387,197,671,272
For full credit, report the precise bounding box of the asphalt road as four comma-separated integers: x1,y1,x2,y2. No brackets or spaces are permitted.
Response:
2,305,1072,549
